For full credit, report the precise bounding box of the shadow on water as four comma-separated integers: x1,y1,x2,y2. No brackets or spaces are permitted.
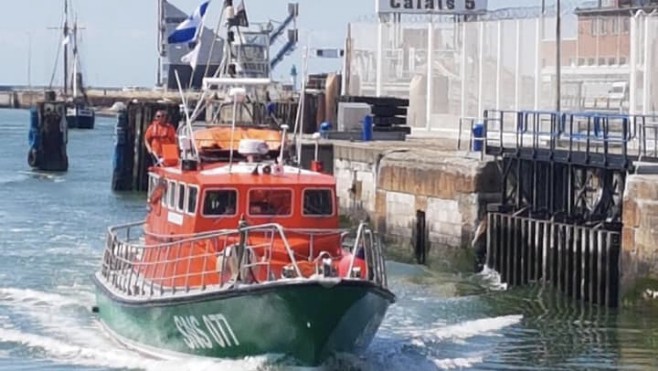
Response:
374,238,658,370
466,278,658,370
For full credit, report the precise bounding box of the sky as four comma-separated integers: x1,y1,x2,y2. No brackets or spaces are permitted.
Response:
0,0,567,89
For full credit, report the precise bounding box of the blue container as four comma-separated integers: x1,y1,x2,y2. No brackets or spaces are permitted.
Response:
472,122,484,152
319,122,331,139
362,114,373,142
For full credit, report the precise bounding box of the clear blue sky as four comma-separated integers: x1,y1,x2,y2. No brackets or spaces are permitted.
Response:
0,0,557,88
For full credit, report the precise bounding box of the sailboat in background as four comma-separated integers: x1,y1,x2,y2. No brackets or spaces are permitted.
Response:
51,0,95,129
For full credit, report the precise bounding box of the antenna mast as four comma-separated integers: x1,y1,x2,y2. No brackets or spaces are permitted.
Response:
63,0,69,96
157,0,164,87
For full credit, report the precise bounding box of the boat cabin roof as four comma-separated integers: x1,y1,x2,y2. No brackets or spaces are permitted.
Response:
153,162,335,188
147,161,339,233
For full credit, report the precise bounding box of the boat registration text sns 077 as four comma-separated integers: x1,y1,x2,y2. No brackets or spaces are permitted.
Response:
173,313,240,350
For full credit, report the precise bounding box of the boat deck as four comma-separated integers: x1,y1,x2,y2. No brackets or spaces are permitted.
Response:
98,221,388,300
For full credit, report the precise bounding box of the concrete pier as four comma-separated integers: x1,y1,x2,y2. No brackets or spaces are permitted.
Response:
316,128,658,307
326,139,500,259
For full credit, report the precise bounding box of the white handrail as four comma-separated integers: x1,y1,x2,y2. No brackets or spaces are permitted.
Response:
100,221,388,297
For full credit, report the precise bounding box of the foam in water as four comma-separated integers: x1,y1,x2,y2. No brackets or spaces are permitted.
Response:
0,287,280,370
432,356,485,370
0,284,527,371
0,327,274,371
478,266,508,291
392,314,523,343
0,288,82,308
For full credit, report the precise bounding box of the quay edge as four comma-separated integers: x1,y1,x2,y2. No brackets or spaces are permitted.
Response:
309,138,501,262
311,137,658,308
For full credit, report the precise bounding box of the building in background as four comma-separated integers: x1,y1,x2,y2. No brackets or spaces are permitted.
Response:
541,0,658,111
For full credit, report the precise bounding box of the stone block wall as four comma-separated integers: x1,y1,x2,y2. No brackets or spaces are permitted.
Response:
332,141,500,257
621,174,658,299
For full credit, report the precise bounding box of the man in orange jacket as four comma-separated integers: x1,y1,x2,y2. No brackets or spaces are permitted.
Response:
144,110,177,164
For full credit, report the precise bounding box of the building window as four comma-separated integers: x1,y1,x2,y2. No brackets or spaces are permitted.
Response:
588,58,595,66
608,57,616,65
578,57,585,66
591,19,598,36
599,18,607,35
623,18,630,33
203,189,238,216
611,18,619,35
620,56,628,65
598,57,606,65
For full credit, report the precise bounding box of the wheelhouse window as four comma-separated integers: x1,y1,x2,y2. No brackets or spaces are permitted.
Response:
148,174,163,203
248,189,292,216
187,186,198,214
203,190,237,216
167,181,176,208
148,174,159,196
177,183,186,212
303,189,334,216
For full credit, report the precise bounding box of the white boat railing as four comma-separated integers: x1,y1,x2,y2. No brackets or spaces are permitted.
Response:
99,221,388,298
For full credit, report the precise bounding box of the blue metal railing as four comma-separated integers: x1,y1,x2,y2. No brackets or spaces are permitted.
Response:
480,109,658,170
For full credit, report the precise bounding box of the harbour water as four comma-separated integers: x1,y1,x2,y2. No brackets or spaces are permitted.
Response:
0,108,657,370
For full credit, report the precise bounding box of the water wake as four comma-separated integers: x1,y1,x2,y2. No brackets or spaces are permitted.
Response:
0,287,278,370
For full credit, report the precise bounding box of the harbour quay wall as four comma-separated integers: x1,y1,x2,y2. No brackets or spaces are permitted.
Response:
328,139,500,259
9,89,187,110
621,174,658,302
0,91,19,108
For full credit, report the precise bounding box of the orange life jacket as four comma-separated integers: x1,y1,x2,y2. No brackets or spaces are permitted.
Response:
145,122,177,158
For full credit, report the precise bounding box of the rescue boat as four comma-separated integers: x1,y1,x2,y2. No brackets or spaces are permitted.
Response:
91,82,395,364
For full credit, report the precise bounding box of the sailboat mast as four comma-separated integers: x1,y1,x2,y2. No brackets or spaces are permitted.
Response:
72,20,78,99
63,0,69,96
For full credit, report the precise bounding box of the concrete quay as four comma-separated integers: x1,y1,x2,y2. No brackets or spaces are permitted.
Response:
0,88,194,111
306,133,658,306
306,137,500,260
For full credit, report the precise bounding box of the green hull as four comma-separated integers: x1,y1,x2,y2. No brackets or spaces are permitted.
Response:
93,274,394,365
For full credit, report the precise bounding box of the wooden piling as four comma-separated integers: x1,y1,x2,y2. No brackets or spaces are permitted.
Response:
27,101,68,172
112,101,181,192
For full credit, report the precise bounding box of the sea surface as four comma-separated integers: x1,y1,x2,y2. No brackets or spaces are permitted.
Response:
0,108,657,370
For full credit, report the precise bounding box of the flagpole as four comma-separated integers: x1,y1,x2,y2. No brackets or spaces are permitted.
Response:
296,34,310,175
204,1,227,80
187,1,211,90
157,0,163,87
